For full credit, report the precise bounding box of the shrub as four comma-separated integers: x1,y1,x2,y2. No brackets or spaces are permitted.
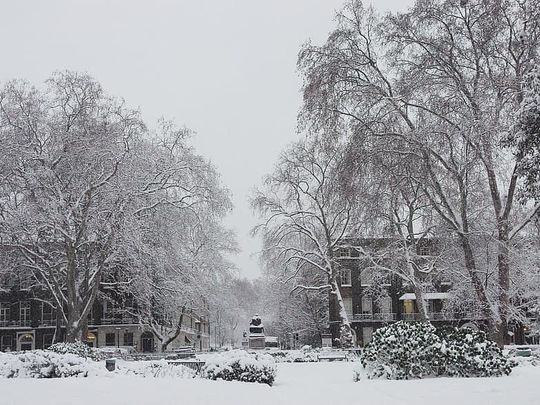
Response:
201,350,276,385
359,321,443,380
435,327,513,377
114,359,196,378
0,350,99,378
269,349,319,363
357,321,513,380
47,341,96,360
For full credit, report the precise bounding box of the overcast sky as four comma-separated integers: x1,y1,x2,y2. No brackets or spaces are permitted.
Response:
0,0,413,279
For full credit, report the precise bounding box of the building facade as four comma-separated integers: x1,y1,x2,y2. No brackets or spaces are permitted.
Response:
328,239,496,347
0,285,210,353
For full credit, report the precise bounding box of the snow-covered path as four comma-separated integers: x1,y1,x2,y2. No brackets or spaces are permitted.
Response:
1,362,539,405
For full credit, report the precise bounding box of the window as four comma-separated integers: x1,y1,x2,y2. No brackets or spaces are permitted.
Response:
361,296,372,314
105,333,116,346
19,276,32,290
360,268,373,286
42,303,54,323
123,332,134,347
418,244,431,256
379,296,392,313
343,297,353,318
340,269,352,286
1,335,12,352
337,248,350,257
0,303,10,324
19,302,30,324
104,301,119,316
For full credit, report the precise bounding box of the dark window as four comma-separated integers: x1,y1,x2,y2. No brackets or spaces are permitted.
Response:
19,302,30,325
123,332,133,347
1,335,13,351
42,334,54,349
0,303,10,324
105,333,116,346
42,303,54,322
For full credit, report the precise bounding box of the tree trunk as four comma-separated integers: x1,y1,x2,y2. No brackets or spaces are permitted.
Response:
412,284,429,321
496,221,511,346
459,234,497,337
160,307,186,352
330,276,356,347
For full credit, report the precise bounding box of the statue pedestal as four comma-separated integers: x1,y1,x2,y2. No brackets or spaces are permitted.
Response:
248,315,265,350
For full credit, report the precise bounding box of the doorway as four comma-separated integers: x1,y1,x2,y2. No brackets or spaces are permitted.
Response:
141,332,154,352
17,332,35,351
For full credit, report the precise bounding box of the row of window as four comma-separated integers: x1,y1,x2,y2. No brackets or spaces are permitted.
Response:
0,302,54,323
0,301,209,333
0,334,54,352
104,331,134,347
342,296,393,316
338,268,375,286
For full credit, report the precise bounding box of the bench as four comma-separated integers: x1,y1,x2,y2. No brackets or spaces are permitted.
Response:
317,353,348,362
167,359,206,372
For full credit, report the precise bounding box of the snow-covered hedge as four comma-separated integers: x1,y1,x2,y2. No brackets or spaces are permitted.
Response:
0,350,99,378
113,359,196,378
201,350,276,385
0,351,196,379
47,341,97,359
269,348,319,363
435,327,513,377
357,321,513,380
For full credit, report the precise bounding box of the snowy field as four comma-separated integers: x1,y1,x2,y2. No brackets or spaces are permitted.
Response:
1,361,540,405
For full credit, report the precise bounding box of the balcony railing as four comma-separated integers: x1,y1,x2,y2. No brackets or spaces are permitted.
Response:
101,315,138,325
353,312,486,322
353,313,396,322
0,320,32,327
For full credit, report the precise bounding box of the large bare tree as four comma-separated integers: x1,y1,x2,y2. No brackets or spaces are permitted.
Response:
298,0,540,344
0,72,235,342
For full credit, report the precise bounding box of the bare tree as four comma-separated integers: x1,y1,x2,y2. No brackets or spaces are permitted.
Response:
0,72,236,342
252,140,367,346
298,0,540,344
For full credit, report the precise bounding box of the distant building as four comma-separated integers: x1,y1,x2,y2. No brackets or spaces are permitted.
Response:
0,270,210,353
328,238,496,347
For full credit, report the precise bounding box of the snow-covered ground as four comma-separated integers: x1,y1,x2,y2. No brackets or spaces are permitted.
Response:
1,361,539,405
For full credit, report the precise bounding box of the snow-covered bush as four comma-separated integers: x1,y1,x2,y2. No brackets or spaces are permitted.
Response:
202,350,276,385
0,351,199,379
113,360,196,378
357,321,513,380
0,350,99,378
359,321,443,380
435,327,513,377
269,349,319,363
47,341,96,359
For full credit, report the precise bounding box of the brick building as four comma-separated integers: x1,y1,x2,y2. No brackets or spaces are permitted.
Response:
0,277,210,353
328,238,489,347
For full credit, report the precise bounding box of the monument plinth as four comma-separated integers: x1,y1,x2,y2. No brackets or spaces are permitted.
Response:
248,314,265,350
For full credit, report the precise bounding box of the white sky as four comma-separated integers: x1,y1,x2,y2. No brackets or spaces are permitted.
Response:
0,0,413,279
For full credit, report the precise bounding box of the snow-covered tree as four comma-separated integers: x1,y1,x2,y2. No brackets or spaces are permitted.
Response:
0,72,235,342
298,0,540,344
252,140,365,346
